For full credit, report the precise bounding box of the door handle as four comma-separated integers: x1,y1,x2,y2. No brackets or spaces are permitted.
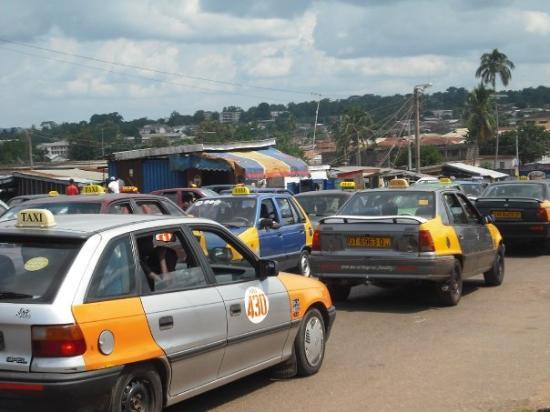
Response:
230,304,241,316
159,316,174,330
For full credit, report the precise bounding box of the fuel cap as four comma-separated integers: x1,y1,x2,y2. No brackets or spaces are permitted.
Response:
98,330,115,355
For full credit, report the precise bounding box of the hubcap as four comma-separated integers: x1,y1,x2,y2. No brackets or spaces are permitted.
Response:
301,253,311,277
304,316,324,367
121,379,152,412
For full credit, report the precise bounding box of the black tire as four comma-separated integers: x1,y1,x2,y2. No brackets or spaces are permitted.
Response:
271,348,298,379
297,250,311,277
295,308,326,376
327,284,351,302
434,259,463,307
484,247,505,286
108,365,163,412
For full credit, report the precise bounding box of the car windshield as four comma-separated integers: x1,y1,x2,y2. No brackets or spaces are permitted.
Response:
187,197,257,228
483,184,545,199
340,191,436,218
0,238,82,303
296,194,349,217
1,202,102,221
459,184,484,197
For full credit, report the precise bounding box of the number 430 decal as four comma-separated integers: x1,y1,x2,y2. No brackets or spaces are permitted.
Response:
245,287,269,324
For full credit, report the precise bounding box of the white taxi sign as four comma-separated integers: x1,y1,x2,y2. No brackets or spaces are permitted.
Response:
389,178,409,188
82,184,105,195
16,209,56,228
232,185,251,195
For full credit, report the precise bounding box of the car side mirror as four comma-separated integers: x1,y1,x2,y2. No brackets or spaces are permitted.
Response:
258,259,278,279
209,247,233,264
482,215,494,225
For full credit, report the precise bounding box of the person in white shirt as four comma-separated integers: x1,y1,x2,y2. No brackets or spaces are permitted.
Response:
107,176,120,193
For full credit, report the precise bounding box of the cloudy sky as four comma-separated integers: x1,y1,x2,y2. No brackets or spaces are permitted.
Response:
1,0,549,127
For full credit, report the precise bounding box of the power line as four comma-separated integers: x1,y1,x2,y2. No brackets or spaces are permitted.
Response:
0,38,316,97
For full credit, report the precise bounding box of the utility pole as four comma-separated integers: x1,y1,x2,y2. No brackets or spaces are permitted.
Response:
26,129,33,168
493,94,507,170
414,83,431,173
101,127,105,158
311,93,322,151
407,122,412,170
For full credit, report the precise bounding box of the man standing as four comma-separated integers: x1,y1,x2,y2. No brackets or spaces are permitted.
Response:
65,179,79,195
108,176,120,193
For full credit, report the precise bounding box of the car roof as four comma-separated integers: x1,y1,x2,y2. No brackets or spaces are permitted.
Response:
488,180,550,185
295,190,353,197
12,193,167,205
197,192,292,200
357,186,457,193
0,214,217,239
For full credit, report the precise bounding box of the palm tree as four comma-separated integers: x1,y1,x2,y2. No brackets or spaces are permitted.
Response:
337,108,374,166
464,84,495,163
475,49,515,168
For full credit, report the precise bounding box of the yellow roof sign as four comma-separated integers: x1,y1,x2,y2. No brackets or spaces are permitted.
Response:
340,181,356,190
120,186,139,193
439,177,453,184
48,190,59,197
232,185,251,195
82,184,105,195
388,178,409,188
16,209,56,228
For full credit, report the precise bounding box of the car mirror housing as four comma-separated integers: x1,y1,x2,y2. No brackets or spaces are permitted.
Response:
258,259,278,279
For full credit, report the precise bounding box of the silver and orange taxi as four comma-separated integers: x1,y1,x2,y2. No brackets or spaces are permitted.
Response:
310,179,504,306
0,209,334,411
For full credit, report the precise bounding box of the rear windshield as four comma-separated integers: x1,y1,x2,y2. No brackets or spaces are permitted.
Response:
1,202,102,221
483,184,545,199
340,191,436,218
0,237,82,303
296,194,350,217
459,184,484,197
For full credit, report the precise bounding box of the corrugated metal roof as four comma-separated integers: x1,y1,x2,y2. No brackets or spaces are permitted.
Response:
445,162,508,179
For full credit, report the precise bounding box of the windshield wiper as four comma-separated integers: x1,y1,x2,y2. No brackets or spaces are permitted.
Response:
0,291,35,300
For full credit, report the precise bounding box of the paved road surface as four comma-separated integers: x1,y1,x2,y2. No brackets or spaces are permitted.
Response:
170,246,550,412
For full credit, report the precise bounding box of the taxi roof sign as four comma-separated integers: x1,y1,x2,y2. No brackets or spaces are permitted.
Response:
232,185,251,195
82,184,105,195
439,177,453,184
16,209,56,228
388,178,409,189
340,181,356,190
48,190,59,197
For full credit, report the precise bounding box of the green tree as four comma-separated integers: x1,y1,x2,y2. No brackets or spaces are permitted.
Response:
464,84,495,162
274,132,304,160
395,145,443,168
336,107,374,166
475,49,515,89
69,129,100,160
479,125,550,164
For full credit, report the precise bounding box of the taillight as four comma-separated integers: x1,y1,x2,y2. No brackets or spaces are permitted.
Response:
536,207,548,222
32,324,86,357
419,230,435,252
312,229,321,251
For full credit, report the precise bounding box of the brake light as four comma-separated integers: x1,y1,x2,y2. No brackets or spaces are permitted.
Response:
32,324,86,357
312,229,321,251
536,207,548,222
419,230,435,252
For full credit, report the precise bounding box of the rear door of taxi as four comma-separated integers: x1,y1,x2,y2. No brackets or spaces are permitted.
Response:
275,196,306,268
187,223,291,377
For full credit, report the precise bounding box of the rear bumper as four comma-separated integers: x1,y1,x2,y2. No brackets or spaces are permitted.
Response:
494,221,550,241
0,366,123,411
311,253,455,282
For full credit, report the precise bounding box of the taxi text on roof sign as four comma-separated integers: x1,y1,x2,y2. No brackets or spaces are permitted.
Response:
388,178,409,189
16,209,56,228
82,184,105,195
232,185,251,195
340,181,356,190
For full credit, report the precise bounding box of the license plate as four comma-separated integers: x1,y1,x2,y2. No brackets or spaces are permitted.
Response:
492,210,522,220
346,236,392,248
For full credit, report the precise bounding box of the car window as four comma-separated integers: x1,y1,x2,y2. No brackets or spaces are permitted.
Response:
483,183,545,199
109,202,133,214
340,191,435,218
188,198,257,228
189,227,256,285
276,198,296,225
161,200,185,215
259,198,279,222
135,229,206,293
136,201,165,215
443,193,468,225
457,194,480,224
0,237,82,303
87,236,136,301
295,194,349,217
161,192,178,204
289,197,307,223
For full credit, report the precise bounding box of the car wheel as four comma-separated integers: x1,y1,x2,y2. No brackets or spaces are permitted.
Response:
434,259,462,306
108,365,162,412
296,250,311,277
327,284,351,302
295,308,326,376
483,247,505,286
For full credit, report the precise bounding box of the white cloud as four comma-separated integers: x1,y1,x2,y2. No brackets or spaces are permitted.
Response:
523,11,550,35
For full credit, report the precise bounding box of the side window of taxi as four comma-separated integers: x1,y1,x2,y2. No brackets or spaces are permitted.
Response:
109,202,132,214
260,198,279,222
135,229,207,293
289,197,307,223
190,227,257,284
457,195,481,224
443,193,468,225
87,236,136,301
136,201,165,215
276,198,297,225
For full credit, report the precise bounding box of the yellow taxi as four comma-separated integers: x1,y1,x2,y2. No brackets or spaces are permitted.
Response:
0,209,335,411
